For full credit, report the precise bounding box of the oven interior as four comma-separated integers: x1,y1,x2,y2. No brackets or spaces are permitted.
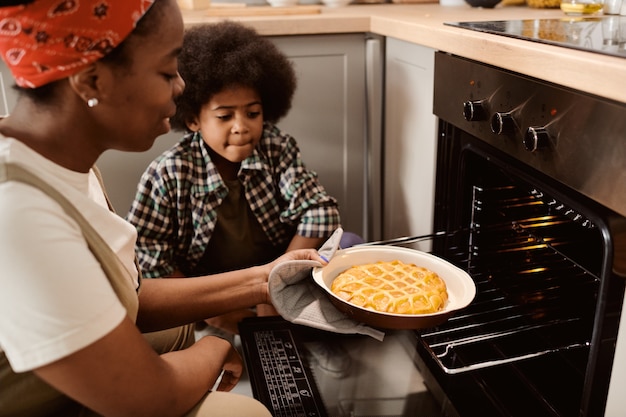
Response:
413,127,625,417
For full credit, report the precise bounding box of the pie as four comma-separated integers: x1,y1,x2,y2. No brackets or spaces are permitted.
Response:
330,260,448,315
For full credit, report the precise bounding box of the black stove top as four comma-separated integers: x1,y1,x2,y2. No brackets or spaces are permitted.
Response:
446,16,626,59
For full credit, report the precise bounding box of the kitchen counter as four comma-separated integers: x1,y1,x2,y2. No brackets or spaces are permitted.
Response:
182,3,626,104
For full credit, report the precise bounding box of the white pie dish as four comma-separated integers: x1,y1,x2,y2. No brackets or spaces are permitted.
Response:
312,246,476,329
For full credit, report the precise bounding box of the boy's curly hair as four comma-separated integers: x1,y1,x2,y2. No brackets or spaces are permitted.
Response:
171,21,297,132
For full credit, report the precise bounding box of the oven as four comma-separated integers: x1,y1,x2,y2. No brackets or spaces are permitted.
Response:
415,51,626,417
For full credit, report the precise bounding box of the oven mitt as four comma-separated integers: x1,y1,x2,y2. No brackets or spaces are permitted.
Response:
268,227,385,341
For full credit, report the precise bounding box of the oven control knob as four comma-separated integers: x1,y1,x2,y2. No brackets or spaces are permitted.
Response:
524,127,551,152
490,112,516,135
463,100,487,121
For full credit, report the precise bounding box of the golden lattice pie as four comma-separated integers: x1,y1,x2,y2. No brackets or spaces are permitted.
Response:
330,260,448,315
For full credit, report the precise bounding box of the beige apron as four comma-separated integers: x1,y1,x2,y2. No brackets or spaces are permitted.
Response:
0,162,189,417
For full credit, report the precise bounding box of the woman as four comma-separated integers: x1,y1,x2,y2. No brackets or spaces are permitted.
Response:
0,1,324,416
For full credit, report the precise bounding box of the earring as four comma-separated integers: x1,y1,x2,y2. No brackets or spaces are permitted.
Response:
87,98,99,108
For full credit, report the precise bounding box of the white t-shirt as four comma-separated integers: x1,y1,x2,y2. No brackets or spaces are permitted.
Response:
0,138,139,373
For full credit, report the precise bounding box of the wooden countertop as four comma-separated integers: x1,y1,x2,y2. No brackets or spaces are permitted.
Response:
182,3,626,104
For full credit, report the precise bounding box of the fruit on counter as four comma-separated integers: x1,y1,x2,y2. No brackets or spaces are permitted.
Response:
560,1,603,14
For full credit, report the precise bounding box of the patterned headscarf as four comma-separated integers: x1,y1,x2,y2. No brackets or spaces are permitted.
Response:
0,0,155,88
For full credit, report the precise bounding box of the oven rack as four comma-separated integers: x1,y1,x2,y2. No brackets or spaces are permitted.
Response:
417,180,600,375
416,224,599,375
419,251,597,374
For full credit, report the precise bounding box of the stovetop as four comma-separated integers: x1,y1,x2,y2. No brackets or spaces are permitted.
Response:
446,16,626,59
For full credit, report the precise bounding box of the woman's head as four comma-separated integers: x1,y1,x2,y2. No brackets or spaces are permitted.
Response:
0,0,185,154
171,21,297,132
0,0,156,89
89,0,185,151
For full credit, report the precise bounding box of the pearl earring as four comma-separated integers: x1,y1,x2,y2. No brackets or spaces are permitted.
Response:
87,98,99,108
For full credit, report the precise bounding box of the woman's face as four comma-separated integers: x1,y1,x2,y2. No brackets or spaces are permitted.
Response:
99,0,185,153
189,86,264,164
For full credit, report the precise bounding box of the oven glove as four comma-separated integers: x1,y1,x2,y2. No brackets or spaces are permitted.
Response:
268,228,385,341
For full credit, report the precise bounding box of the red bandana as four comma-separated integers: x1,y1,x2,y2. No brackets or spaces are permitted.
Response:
0,0,155,88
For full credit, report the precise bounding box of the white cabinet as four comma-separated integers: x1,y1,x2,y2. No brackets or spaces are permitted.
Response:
0,61,17,118
95,33,382,240
383,38,437,250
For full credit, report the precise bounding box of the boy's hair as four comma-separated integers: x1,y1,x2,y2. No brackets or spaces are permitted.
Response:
171,21,297,132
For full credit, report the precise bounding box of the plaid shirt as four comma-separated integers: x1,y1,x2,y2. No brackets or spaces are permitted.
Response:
126,123,341,278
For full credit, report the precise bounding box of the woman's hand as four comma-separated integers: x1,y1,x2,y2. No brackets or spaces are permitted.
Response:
212,339,244,392
190,334,243,391
255,248,328,305
264,248,327,274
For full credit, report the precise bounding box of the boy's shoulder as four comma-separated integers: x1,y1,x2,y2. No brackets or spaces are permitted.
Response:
260,123,297,146
148,132,204,172
158,132,202,159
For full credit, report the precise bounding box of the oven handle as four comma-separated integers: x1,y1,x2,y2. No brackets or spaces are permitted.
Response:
356,230,463,247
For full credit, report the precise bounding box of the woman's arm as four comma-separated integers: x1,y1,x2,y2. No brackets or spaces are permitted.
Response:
137,265,268,332
35,317,239,417
254,236,325,317
136,248,325,332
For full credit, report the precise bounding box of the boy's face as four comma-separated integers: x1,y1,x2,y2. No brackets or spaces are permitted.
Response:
187,86,264,164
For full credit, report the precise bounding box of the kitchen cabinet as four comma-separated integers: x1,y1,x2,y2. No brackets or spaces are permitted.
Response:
266,33,382,241
95,33,382,240
383,38,437,250
0,61,17,118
